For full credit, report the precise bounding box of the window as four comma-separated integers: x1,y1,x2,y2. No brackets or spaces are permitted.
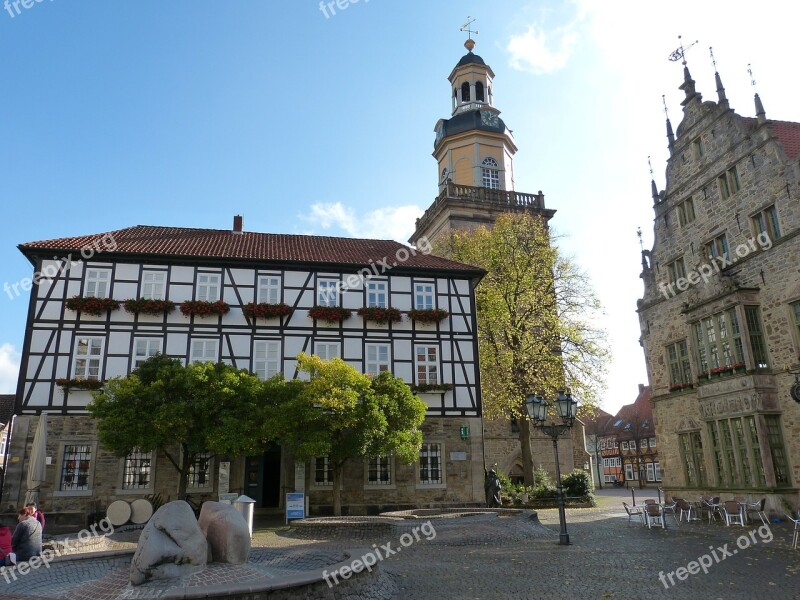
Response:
640,439,648,449
654,462,662,481
197,273,220,302
746,416,766,486
705,233,730,262
85,269,111,298
314,456,333,485
122,449,152,490
752,205,781,243
0,431,6,461
419,443,442,484
60,445,92,491
414,283,435,310
646,463,655,481
253,340,281,379
314,342,340,360
629,441,636,450
625,464,635,480
141,271,166,300
792,301,800,347
366,281,387,308
257,275,281,304
692,137,704,159
415,345,439,385
365,343,390,377
744,306,769,368
133,338,161,369
677,198,696,226
475,81,484,102
666,257,686,284
461,82,470,102
765,415,790,486
188,452,213,489
481,157,500,190
190,339,218,363
667,340,692,386
317,278,339,307
367,456,392,485
650,438,657,448
693,308,744,374
621,441,629,450
678,432,706,487
73,337,104,380
718,166,740,199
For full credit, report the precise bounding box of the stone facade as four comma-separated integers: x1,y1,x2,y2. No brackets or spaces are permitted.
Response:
638,64,800,514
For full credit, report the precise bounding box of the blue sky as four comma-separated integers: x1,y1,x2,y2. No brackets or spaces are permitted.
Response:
1,0,799,415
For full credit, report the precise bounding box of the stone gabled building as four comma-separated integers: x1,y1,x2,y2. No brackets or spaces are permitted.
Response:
638,59,800,512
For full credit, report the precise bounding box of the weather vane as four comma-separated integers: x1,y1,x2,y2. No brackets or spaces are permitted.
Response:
748,63,758,92
668,35,699,65
460,16,478,40
662,95,670,120
709,46,718,71
648,156,654,178
637,227,644,253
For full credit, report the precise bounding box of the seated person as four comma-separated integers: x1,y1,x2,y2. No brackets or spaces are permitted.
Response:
6,508,42,566
0,521,12,564
25,503,45,533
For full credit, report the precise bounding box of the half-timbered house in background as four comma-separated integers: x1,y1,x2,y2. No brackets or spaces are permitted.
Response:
2,219,484,520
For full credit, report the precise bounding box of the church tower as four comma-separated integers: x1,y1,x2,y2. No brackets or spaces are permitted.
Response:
409,37,555,247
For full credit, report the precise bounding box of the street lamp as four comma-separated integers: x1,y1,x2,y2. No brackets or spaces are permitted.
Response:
525,390,578,546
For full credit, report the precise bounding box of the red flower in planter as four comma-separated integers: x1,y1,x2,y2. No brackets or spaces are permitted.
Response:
406,308,449,323
123,298,176,316
308,306,352,323
357,306,402,324
180,300,231,317
55,378,104,390
65,296,120,316
243,302,294,320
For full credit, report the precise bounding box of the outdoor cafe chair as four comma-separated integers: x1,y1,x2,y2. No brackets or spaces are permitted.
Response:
644,503,665,529
700,496,722,523
785,511,800,550
745,498,768,526
677,499,695,522
623,502,644,525
723,500,745,527
661,499,680,527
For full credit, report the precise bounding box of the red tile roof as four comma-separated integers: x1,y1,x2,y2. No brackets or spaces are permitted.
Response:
19,226,484,275
742,117,800,160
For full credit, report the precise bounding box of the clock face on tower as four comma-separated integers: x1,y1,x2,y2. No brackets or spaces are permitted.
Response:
481,110,499,127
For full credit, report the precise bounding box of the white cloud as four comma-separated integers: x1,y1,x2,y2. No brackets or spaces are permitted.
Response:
0,343,20,394
507,23,580,74
303,202,424,243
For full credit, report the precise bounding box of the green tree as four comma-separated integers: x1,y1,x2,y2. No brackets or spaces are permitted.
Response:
437,213,609,486
267,353,427,516
89,354,269,499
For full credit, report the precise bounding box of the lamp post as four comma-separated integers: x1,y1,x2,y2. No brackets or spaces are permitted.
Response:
525,390,578,546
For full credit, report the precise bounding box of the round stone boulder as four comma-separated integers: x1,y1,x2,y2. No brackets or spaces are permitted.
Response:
198,501,251,564
130,500,208,585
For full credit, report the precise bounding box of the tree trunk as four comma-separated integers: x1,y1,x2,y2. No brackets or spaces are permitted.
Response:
178,445,190,500
594,448,603,489
518,415,535,487
332,462,344,516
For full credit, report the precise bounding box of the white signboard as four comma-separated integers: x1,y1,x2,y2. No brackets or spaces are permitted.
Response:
294,462,306,492
218,461,230,494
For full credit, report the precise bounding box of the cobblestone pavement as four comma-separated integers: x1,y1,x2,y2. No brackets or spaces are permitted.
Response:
1,503,799,599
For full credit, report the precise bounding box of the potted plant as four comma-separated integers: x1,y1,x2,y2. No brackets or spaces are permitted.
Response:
180,300,231,317
407,308,449,323
308,306,352,323
243,302,293,320
409,383,454,393
123,298,176,316
65,296,120,316
55,378,105,391
357,306,402,324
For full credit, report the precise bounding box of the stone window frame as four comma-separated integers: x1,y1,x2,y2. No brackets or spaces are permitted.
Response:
118,448,155,494
186,451,215,493
678,431,706,488
743,305,769,369
788,300,800,357
676,197,696,227
53,441,98,498
666,339,692,386
417,441,446,489
750,204,781,243
364,454,396,490
692,136,704,160
718,165,741,200
691,307,745,376
666,256,686,285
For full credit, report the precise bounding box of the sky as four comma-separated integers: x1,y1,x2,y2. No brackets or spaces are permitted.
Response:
1,0,799,416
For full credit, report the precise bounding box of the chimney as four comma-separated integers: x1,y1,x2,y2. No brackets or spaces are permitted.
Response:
233,215,243,234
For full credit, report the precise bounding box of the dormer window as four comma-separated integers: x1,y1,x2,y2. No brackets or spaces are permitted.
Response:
475,82,485,102
481,157,500,189
461,82,470,102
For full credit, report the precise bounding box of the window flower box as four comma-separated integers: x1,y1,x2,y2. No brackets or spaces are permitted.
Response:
180,300,231,317
243,302,293,320
308,306,352,323
65,296,120,316
407,308,449,323
409,383,454,393
55,378,104,391
357,306,402,324
123,298,176,316
669,383,694,392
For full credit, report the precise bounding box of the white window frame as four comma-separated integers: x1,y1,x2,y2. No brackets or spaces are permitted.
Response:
133,338,162,370
625,463,635,480
190,339,218,364
253,340,281,380
85,268,111,298
654,462,662,481
197,273,221,302
257,275,281,304
54,442,97,497
481,157,500,189
650,437,657,448
141,271,167,300
646,463,656,482
415,345,439,385
313,456,334,487
317,278,340,307
621,441,629,450
418,442,444,487
365,455,393,488
366,281,387,308
187,452,214,492
314,341,340,360
73,336,104,380
120,448,154,493
365,343,391,377
414,283,435,310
